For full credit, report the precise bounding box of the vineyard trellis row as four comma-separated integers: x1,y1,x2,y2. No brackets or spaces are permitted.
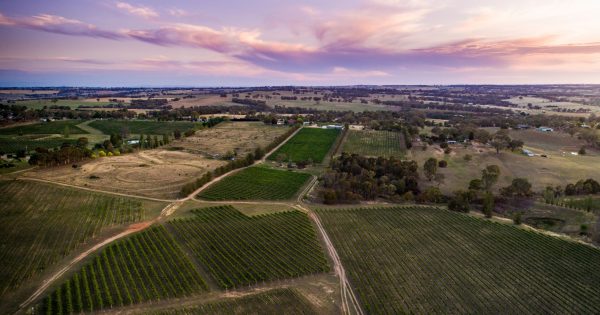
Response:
316,206,600,315
342,130,406,158
167,206,330,289
267,128,341,163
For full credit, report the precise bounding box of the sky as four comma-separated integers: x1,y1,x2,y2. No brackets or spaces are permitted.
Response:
1,0,600,86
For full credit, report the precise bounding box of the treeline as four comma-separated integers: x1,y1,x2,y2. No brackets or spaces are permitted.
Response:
319,153,420,204
179,125,300,197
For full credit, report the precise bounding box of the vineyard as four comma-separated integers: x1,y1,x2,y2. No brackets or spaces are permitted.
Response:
316,206,600,314
342,130,406,158
0,180,153,298
153,288,316,315
0,120,88,135
39,226,208,314
267,128,340,163
0,136,78,153
197,167,311,200
168,206,330,289
89,120,197,135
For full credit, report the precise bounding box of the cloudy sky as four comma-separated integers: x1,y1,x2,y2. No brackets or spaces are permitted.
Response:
1,0,600,86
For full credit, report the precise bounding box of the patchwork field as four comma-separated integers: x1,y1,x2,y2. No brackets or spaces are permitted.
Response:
89,120,197,135
316,206,600,314
27,149,226,199
39,226,208,314
341,130,406,158
268,128,340,163
197,167,312,201
154,288,316,315
410,130,600,194
168,121,289,158
168,206,330,289
0,180,165,309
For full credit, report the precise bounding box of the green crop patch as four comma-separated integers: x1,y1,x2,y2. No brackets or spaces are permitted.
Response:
89,120,197,135
39,226,208,314
342,130,406,158
268,128,340,163
316,206,600,314
0,180,154,297
168,206,330,289
0,120,87,135
197,167,311,201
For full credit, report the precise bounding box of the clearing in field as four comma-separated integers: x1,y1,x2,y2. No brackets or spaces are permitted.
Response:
196,166,311,201
88,120,197,135
39,226,208,314
153,288,316,314
168,206,330,289
268,128,340,163
0,180,164,309
168,121,289,158
27,149,226,199
341,130,406,158
316,206,600,314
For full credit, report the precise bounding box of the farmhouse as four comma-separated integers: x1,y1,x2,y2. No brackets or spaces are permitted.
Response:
522,149,535,157
538,127,554,132
323,124,343,129
447,140,457,145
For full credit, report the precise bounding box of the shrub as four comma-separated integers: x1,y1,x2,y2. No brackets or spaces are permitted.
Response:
98,150,106,157
438,160,448,168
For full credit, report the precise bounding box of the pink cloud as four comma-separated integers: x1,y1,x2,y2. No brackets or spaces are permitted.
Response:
115,2,158,19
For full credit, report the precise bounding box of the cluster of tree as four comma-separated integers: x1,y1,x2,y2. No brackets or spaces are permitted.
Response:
29,140,91,167
129,98,169,109
564,179,600,195
319,153,420,204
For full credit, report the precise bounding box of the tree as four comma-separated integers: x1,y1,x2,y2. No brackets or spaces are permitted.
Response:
448,190,472,213
76,137,89,148
110,133,122,148
63,126,70,138
469,178,483,191
481,165,501,191
162,133,170,145
423,158,438,181
490,130,510,153
508,139,524,151
501,178,532,197
174,129,182,140
579,146,587,155
513,212,522,225
482,192,494,218
139,134,145,148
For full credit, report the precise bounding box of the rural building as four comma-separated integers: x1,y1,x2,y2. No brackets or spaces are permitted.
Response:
324,125,343,129
447,140,457,144
516,124,530,129
537,127,553,132
522,149,535,157
127,139,140,145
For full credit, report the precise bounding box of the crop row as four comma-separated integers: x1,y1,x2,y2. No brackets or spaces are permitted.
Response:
342,130,406,158
267,128,340,163
0,180,145,295
316,206,600,314
197,167,311,201
168,206,330,289
39,226,208,314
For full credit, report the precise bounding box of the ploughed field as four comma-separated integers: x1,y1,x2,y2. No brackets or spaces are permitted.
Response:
0,180,163,306
268,128,340,163
342,130,406,158
316,206,600,314
197,166,311,201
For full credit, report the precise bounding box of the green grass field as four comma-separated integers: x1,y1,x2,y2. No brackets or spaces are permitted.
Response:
89,120,198,135
0,180,164,300
0,120,87,135
40,226,208,314
316,206,600,314
0,135,78,153
154,288,316,315
168,206,330,289
268,128,340,163
342,130,406,158
197,167,311,201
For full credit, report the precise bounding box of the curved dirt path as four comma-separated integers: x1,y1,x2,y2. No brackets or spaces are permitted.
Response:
18,126,304,312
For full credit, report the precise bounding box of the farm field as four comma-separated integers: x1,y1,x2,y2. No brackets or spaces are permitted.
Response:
39,226,208,314
410,130,600,194
153,288,316,315
0,135,77,153
197,166,311,201
0,120,87,135
89,120,197,135
316,206,600,314
27,149,226,199
168,121,289,158
0,180,164,309
6,99,118,110
268,128,340,163
341,130,406,158
168,206,330,289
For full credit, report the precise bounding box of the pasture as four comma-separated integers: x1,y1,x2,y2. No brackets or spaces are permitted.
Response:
0,180,164,308
268,128,340,163
197,167,311,201
169,121,289,158
89,120,197,135
316,206,600,314
39,226,208,314
28,149,226,199
168,206,330,289
341,130,406,158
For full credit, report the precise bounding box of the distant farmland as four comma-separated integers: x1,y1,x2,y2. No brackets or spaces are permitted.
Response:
268,128,340,163
317,206,600,314
89,120,198,135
